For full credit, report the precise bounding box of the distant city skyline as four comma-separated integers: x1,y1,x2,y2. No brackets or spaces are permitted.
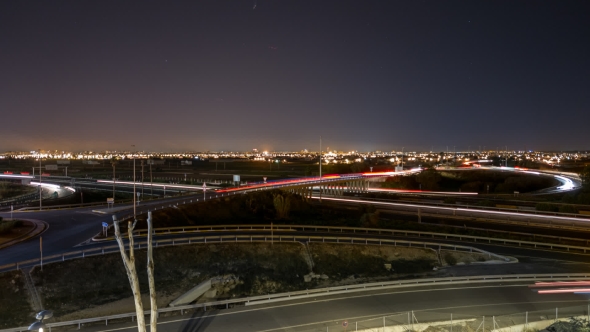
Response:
1,1,589,151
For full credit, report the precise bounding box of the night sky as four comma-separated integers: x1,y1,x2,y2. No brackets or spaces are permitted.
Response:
1,1,589,152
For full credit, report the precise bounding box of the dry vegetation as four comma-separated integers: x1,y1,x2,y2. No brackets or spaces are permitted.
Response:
31,243,310,320
0,270,32,329
310,243,438,280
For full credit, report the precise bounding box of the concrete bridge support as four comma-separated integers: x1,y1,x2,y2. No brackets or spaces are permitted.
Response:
283,177,376,199
345,179,369,194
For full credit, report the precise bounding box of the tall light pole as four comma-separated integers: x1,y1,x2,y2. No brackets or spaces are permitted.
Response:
505,145,508,167
111,160,116,204
38,150,42,211
319,136,322,203
132,145,136,219
401,147,404,169
149,160,153,198
141,160,144,199
319,136,322,178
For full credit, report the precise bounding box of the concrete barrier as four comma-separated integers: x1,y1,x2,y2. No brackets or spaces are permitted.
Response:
169,279,212,307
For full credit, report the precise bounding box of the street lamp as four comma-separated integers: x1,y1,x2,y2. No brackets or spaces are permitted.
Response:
319,136,322,178
28,310,53,332
38,150,42,211
401,147,404,169
132,145,136,219
111,160,116,205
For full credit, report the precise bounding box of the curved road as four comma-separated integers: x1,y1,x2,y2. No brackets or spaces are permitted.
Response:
74,282,589,332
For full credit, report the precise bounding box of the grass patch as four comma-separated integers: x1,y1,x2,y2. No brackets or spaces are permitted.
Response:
0,270,32,329
309,243,437,279
0,219,24,234
443,252,457,266
30,243,309,319
0,181,36,200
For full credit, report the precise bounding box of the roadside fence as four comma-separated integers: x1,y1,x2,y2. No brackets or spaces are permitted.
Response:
294,303,590,332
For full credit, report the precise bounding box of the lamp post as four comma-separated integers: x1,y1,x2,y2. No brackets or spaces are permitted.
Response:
111,161,116,205
319,136,322,203
505,145,508,167
319,136,322,178
132,145,136,219
141,160,144,199
28,310,53,332
150,160,153,197
38,150,42,211
401,147,404,169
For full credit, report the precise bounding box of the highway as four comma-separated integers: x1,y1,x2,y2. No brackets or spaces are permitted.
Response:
3,188,590,268
71,282,589,332
0,169,588,332
313,196,590,230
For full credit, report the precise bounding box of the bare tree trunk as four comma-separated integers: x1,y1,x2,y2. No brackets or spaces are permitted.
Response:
147,211,158,332
113,216,146,332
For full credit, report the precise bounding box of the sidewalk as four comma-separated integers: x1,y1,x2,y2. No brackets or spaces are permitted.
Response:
0,219,48,250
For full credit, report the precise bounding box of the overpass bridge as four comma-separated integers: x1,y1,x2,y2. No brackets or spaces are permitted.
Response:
215,169,422,198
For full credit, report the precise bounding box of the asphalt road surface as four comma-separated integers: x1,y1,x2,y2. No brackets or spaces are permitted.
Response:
76,282,589,332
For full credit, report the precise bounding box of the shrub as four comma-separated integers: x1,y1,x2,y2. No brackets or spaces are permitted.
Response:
536,203,559,212
0,220,16,234
443,197,456,204
444,253,457,266
558,205,578,214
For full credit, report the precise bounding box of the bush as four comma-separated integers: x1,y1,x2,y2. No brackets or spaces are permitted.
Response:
444,253,457,266
475,200,495,207
558,205,578,214
536,203,559,212
443,197,456,205
0,220,16,235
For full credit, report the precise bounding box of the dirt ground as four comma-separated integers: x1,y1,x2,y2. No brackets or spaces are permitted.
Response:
3,242,508,328
0,270,30,329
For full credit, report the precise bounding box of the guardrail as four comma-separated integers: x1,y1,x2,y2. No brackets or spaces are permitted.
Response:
2,273,590,332
107,223,590,247
94,223,590,255
0,192,40,208
4,222,588,274
0,234,511,273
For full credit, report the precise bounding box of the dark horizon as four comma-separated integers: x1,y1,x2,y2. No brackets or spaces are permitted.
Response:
1,1,589,152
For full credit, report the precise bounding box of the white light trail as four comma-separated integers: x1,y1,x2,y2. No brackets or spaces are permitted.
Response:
312,197,590,223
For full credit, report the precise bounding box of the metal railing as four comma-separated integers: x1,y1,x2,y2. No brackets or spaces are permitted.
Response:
2,273,590,332
95,224,590,254
295,303,590,332
0,234,512,273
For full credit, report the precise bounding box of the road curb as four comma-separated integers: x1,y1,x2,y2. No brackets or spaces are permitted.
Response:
0,219,48,250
